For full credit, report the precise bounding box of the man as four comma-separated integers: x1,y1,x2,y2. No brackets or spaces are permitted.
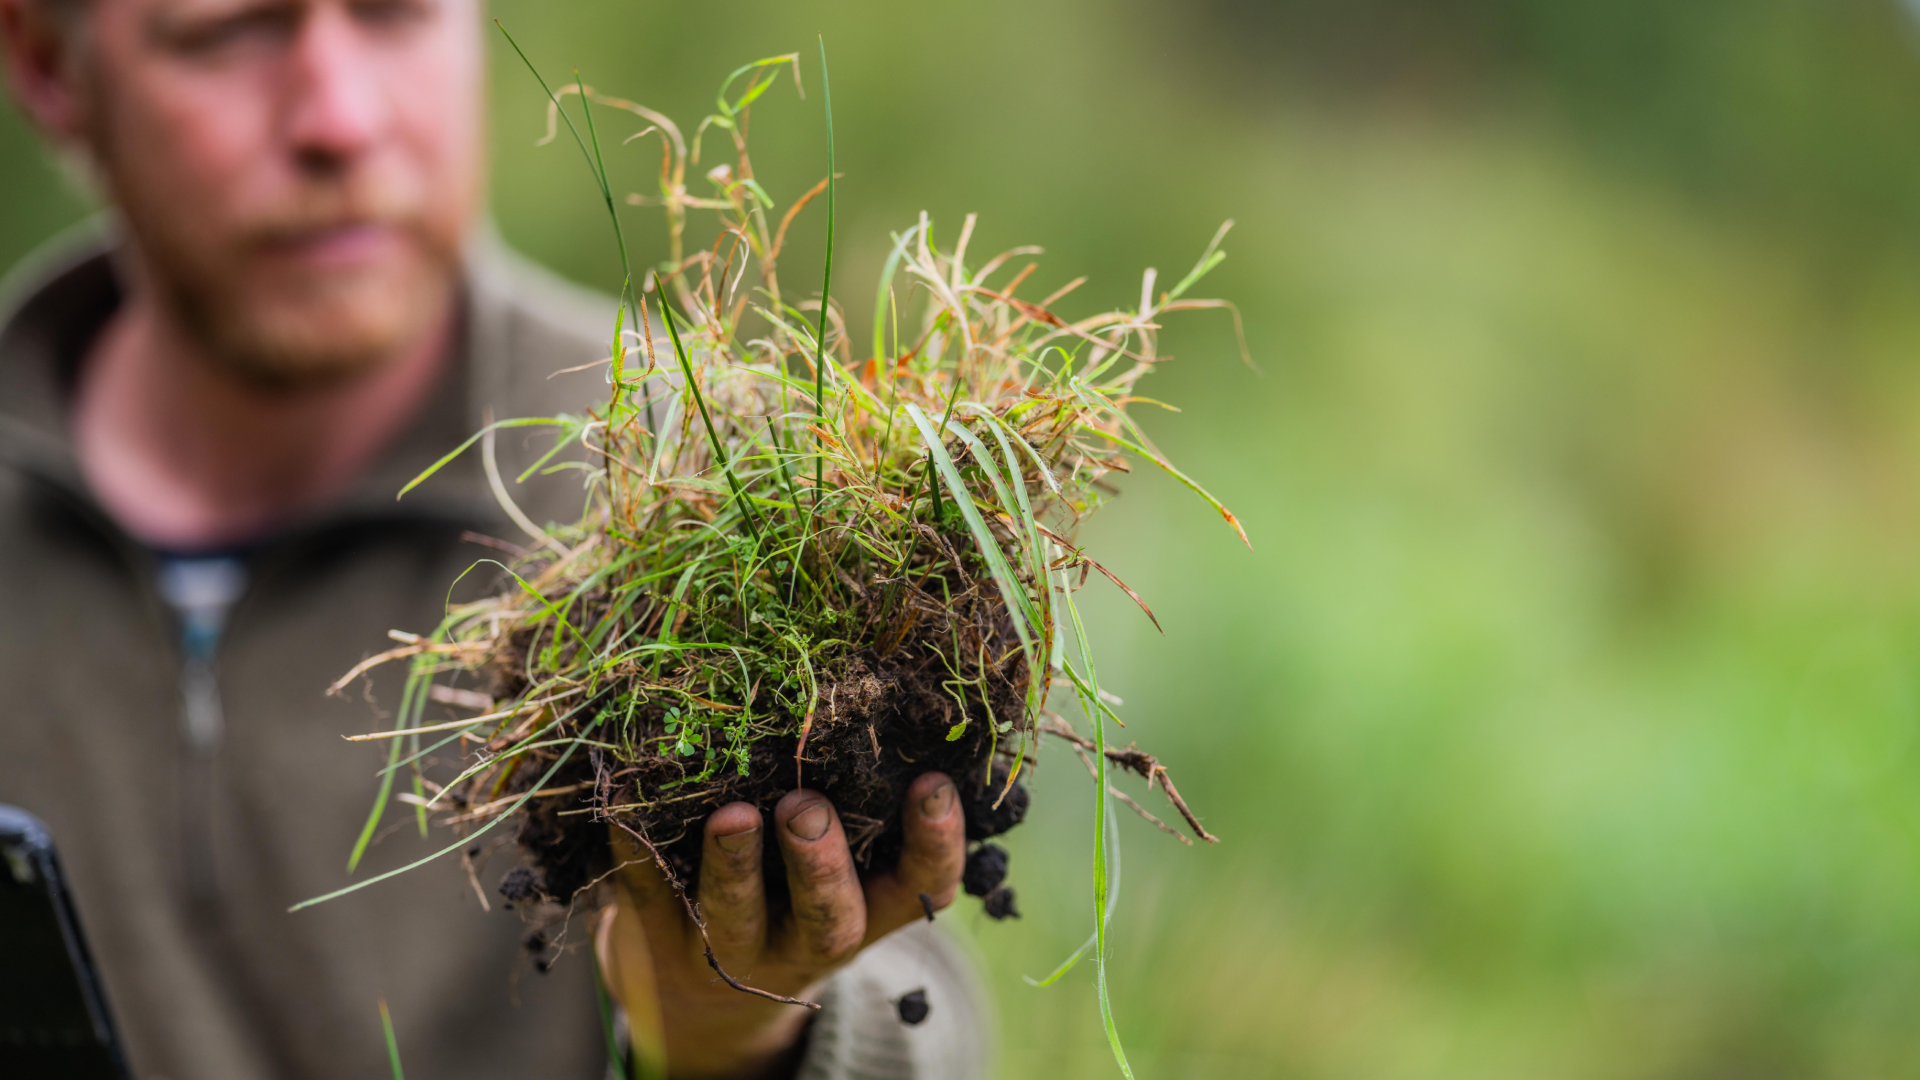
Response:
0,1,982,1077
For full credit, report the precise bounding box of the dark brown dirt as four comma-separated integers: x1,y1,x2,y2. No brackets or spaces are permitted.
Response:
488,567,1036,918
896,989,931,1026
962,843,1010,897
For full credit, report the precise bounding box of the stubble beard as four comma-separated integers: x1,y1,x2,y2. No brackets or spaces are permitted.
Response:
118,182,467,393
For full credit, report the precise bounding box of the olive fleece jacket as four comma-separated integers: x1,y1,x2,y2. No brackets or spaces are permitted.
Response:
0,225,987,1080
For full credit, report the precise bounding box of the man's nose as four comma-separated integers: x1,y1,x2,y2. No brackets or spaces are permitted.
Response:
283,4,388,170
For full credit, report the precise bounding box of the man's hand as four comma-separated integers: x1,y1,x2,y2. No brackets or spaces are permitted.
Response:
595,772,966,1080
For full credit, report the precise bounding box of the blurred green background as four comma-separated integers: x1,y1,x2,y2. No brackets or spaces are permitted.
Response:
13,0,1920,1075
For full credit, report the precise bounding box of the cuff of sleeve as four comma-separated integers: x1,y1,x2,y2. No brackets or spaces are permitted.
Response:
796,922,990,1080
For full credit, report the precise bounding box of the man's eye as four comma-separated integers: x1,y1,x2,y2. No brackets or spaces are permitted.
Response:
159,7,302,58
350,0,435,31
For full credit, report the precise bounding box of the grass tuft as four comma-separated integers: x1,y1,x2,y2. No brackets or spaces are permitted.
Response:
307,39,1243,1077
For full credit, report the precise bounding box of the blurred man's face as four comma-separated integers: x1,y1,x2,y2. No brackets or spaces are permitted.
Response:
68,0,482,385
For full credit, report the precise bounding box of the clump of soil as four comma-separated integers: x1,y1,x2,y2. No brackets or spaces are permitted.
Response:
494,581,1036,914
464,526,1044,910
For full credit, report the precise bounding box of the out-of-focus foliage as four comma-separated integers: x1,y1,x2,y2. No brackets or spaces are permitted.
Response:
12,1,1920,1075
1211,0,1920,266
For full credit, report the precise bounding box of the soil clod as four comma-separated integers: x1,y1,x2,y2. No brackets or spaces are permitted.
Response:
896,988,931,1026
962,844,1009,897
983,885,1020,920
498,866,540,903
963,766,1030,841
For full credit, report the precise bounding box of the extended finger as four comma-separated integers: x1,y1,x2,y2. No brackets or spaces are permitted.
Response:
772,789,866,965
697,801,768,968
863,771,966,943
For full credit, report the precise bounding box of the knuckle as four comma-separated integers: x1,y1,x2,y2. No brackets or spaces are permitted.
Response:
900,848,963,889
792,851,854,891
790,898,865,961
810,922,864,962
710,922,761,955
701,875,760,910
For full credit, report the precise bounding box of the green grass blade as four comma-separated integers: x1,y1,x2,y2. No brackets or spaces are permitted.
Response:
1061,581,1135,1079
974,419,1051,654
905,404,1037,657
1024,934,1094,987
575,68,641,324
410,760,427,837
486,560,590,650
1074,412,1251,549
396,417,569,500
1023,732,1126,988
811,36,837,507
347,660,429,872
593,953,633,1080
715,54,804,115
378,998,405,1080
293,718,603,911
493,22,639,330
872,225,923,362
1163,219,1234,303
966,406,1064,497
939,415,1053,711
654,286,765,542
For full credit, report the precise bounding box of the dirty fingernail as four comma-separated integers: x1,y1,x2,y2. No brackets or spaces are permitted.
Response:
920,782,956,819
788,802,831,841
716,827,759,854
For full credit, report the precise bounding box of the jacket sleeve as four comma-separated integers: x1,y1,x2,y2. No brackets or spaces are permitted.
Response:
795,922,991,1080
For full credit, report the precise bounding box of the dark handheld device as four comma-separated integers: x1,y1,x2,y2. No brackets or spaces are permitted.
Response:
0,805,132,1079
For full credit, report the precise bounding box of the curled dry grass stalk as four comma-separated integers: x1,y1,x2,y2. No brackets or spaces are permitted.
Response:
298,35,1245,1078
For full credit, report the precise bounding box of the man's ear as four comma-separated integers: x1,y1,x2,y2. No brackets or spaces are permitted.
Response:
1,0,89,143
